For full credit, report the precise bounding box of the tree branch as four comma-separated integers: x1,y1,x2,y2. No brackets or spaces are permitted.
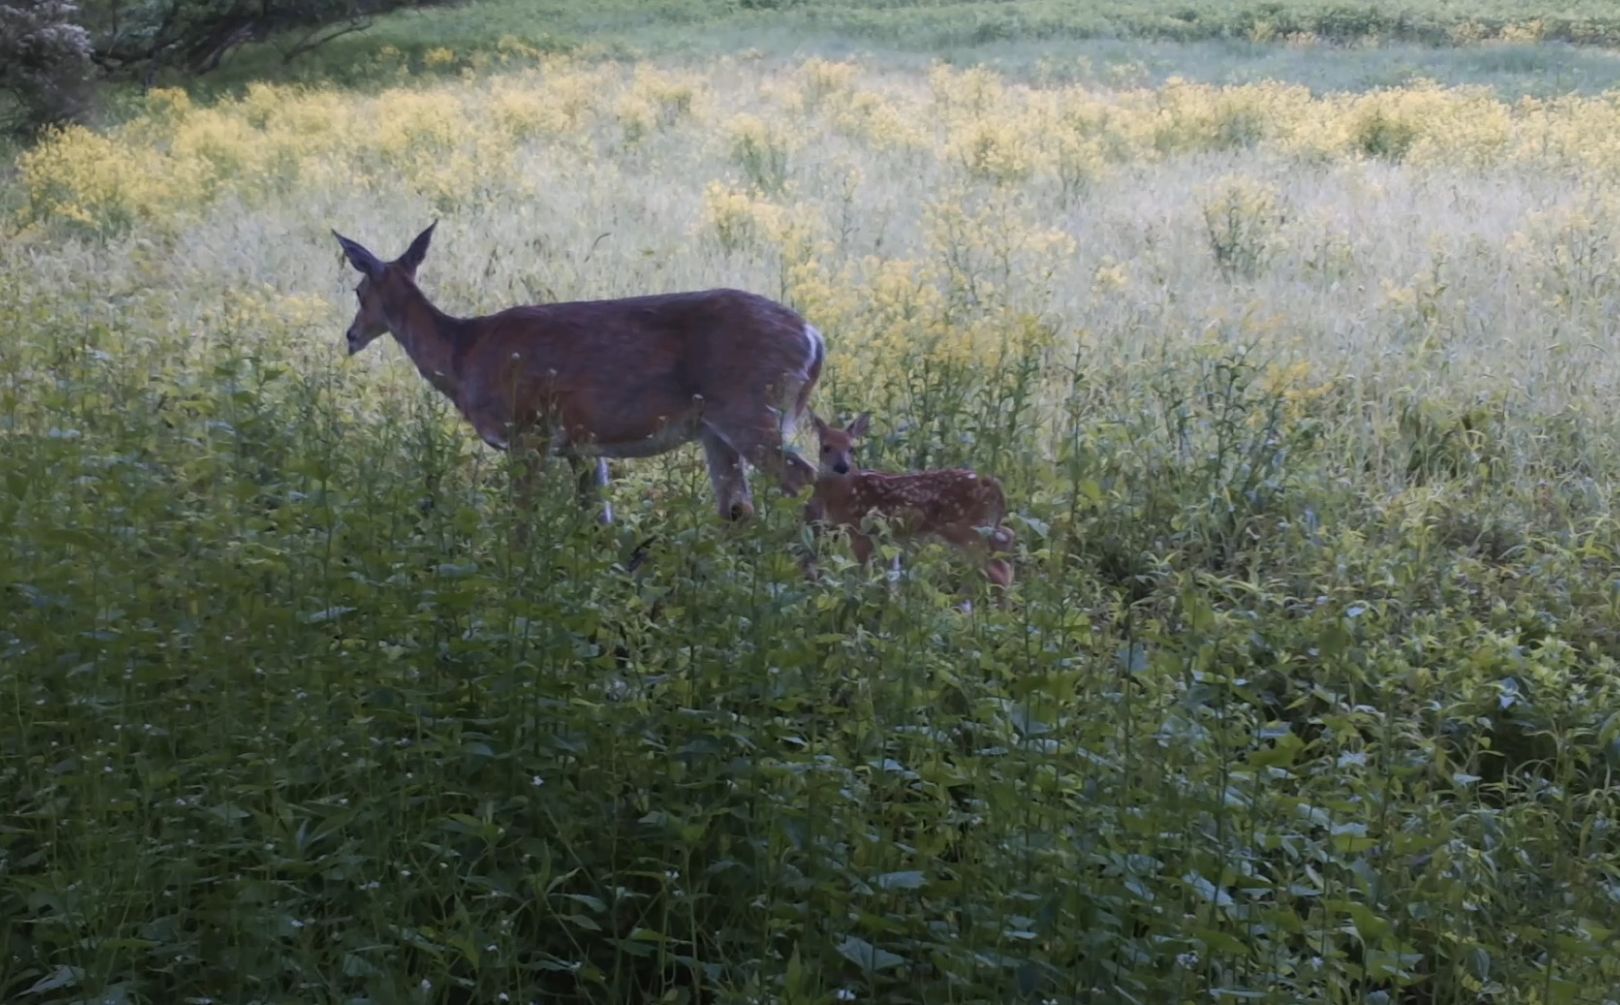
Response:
279,15,372,64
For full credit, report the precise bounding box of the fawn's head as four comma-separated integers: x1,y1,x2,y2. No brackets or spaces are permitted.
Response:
811,412,871,478
331,221,437,355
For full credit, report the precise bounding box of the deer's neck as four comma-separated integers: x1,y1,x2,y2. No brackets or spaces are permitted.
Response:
388,288,472,398
814,474,866,517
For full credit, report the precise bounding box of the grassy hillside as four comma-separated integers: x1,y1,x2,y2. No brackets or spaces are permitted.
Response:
187,0,1620,95
4,5,1620,1004
211,0,1620,63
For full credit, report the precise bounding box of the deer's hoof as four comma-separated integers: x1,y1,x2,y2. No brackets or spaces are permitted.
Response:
626,539,655,574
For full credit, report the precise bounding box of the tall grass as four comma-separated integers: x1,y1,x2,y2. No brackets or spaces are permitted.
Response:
3,49,1620,1004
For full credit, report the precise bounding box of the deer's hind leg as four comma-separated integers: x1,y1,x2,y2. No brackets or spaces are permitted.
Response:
938,522,1015,598
984,523,1015,589
568,454,613,526
984,556,1014,589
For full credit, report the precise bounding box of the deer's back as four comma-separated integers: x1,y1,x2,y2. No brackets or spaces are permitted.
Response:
832,469,1007,527
466,288,809,383
454,288,816,444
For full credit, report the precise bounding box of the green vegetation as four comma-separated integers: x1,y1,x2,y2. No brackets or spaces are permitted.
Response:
4,2,1620,1002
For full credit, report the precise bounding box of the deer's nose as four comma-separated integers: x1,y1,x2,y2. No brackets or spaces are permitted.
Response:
833,462,849,475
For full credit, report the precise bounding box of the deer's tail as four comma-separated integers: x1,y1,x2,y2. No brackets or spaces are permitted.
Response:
790,323,826,432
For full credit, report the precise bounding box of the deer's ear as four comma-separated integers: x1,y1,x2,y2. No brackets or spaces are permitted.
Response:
397,220,437,275
333,231,383,279
847,413,871,439
811,412,830,436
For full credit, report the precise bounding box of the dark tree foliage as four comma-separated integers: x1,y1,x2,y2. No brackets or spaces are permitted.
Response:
0,1,95,134
77,0,436,78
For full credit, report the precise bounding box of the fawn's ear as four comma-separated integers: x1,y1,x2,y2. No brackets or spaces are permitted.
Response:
333,231,384,279
811,412,830,437
397,220,437,275
846,412,871,439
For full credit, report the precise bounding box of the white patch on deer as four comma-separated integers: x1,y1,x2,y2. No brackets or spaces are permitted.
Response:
803,323,825,373
783,323,825,436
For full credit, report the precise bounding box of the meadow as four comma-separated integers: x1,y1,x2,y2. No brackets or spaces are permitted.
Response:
4,4,1620,1003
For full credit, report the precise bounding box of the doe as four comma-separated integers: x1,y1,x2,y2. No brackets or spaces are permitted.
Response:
331,222,825,526
804,412,1015,591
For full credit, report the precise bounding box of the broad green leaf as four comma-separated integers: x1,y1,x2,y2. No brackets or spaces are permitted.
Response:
875,870,927,891
25,966,82,995
836,935,906,972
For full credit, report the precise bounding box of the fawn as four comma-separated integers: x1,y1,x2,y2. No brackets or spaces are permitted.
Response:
803,413,1015,591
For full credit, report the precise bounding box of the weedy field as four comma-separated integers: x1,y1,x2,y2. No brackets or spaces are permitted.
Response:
4,3,1620,1003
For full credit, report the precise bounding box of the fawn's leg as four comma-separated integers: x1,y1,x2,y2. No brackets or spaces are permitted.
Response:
938,523,1013,603
848,528,875,567
985,523,1016,595
984,558,1014,589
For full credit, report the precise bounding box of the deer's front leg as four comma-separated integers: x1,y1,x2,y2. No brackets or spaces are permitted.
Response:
509,437,545,502
498,424,551,548
798,499,827,582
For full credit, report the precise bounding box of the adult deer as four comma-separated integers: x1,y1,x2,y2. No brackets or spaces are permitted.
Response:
804,412,1015,591
331,222,824,526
